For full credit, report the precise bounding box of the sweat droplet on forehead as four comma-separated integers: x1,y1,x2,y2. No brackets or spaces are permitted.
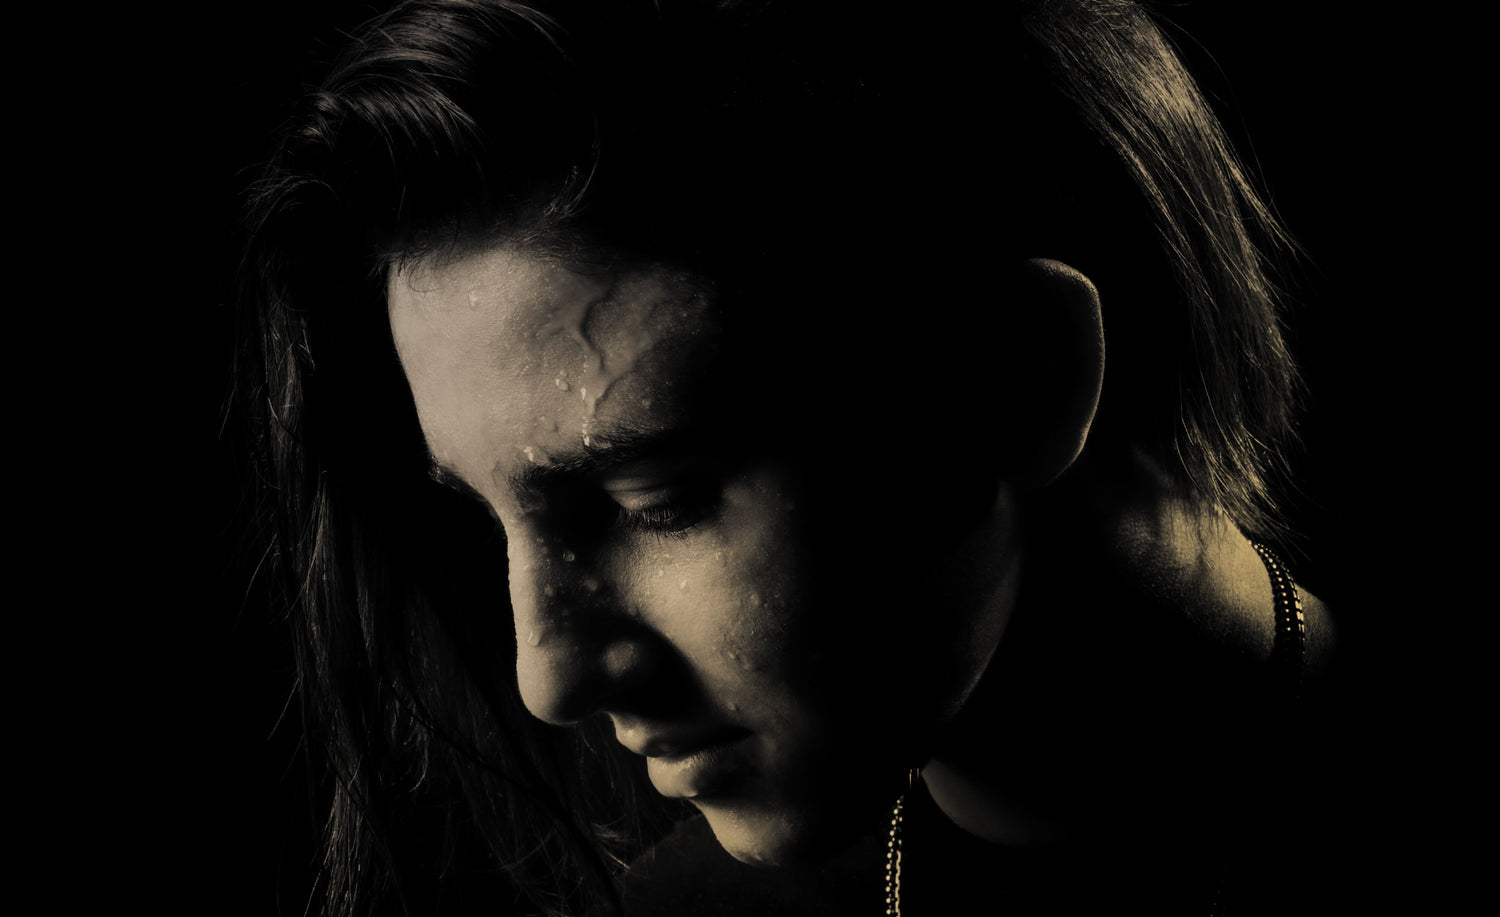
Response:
388,241,725,512
538,272,712,445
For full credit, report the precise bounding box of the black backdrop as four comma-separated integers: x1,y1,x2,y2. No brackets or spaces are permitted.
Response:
122,2,1473,913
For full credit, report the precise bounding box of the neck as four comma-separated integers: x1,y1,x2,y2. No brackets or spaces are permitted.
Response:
920,448,1290,848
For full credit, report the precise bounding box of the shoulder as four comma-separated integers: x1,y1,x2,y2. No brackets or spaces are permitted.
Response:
1041,449,1335,679
1131,499,1334,677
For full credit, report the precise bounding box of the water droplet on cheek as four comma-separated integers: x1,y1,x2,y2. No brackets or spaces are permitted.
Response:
722,648,755,671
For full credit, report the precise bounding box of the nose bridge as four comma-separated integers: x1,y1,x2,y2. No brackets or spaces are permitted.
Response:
507,529,576,646
507,529,650,726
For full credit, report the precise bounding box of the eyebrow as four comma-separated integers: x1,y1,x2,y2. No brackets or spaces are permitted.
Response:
427,425,716,506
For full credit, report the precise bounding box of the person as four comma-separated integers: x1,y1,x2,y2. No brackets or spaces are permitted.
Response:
233,1,1338,914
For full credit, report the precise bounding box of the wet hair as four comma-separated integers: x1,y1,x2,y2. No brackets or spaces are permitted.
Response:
233,1,1303,914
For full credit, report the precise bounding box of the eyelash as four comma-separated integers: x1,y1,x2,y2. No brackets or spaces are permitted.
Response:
615,488,718,539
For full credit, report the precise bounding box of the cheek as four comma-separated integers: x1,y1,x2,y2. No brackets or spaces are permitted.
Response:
620,538,802,676
613,478,817,687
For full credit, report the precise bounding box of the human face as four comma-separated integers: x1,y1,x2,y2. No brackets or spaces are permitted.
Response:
388,239,1019,866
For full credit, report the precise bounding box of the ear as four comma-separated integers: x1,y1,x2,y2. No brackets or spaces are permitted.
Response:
999,258,1104,488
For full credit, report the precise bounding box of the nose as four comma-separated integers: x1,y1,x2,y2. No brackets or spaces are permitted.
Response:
508,532,660,726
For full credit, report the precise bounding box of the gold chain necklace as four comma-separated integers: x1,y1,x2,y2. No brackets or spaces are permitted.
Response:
883,791,905,916
883,770,915,916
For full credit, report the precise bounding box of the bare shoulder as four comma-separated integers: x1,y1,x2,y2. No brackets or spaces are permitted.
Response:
1298,584,1335,678
1095,472,1337,683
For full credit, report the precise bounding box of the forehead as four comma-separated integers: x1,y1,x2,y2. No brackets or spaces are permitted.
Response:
387,240,718,497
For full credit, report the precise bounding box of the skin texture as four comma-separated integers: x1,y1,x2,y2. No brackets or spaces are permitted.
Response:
387,240,1035,866
386,237,1334,879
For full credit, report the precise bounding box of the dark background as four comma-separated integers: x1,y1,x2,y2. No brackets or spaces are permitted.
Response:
88,2,1469,913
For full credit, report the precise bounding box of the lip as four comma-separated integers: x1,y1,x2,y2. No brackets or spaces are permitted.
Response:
615,723,755,799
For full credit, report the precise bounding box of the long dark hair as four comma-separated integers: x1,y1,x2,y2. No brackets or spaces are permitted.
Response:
232,2,1303,914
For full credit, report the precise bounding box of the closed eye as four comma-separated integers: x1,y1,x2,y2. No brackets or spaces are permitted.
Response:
607,479,721,539
600,451,726,539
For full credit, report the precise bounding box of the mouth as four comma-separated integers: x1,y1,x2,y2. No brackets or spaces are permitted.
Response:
616,724,755,799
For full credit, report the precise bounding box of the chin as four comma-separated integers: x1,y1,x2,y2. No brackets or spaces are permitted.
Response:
693,789,881,870
697,806,816,869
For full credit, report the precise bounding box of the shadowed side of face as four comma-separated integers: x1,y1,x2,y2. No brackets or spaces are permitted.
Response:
387,238,1016,867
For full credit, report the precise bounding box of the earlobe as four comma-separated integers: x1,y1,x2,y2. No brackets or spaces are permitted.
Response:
1003,258,1105,488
